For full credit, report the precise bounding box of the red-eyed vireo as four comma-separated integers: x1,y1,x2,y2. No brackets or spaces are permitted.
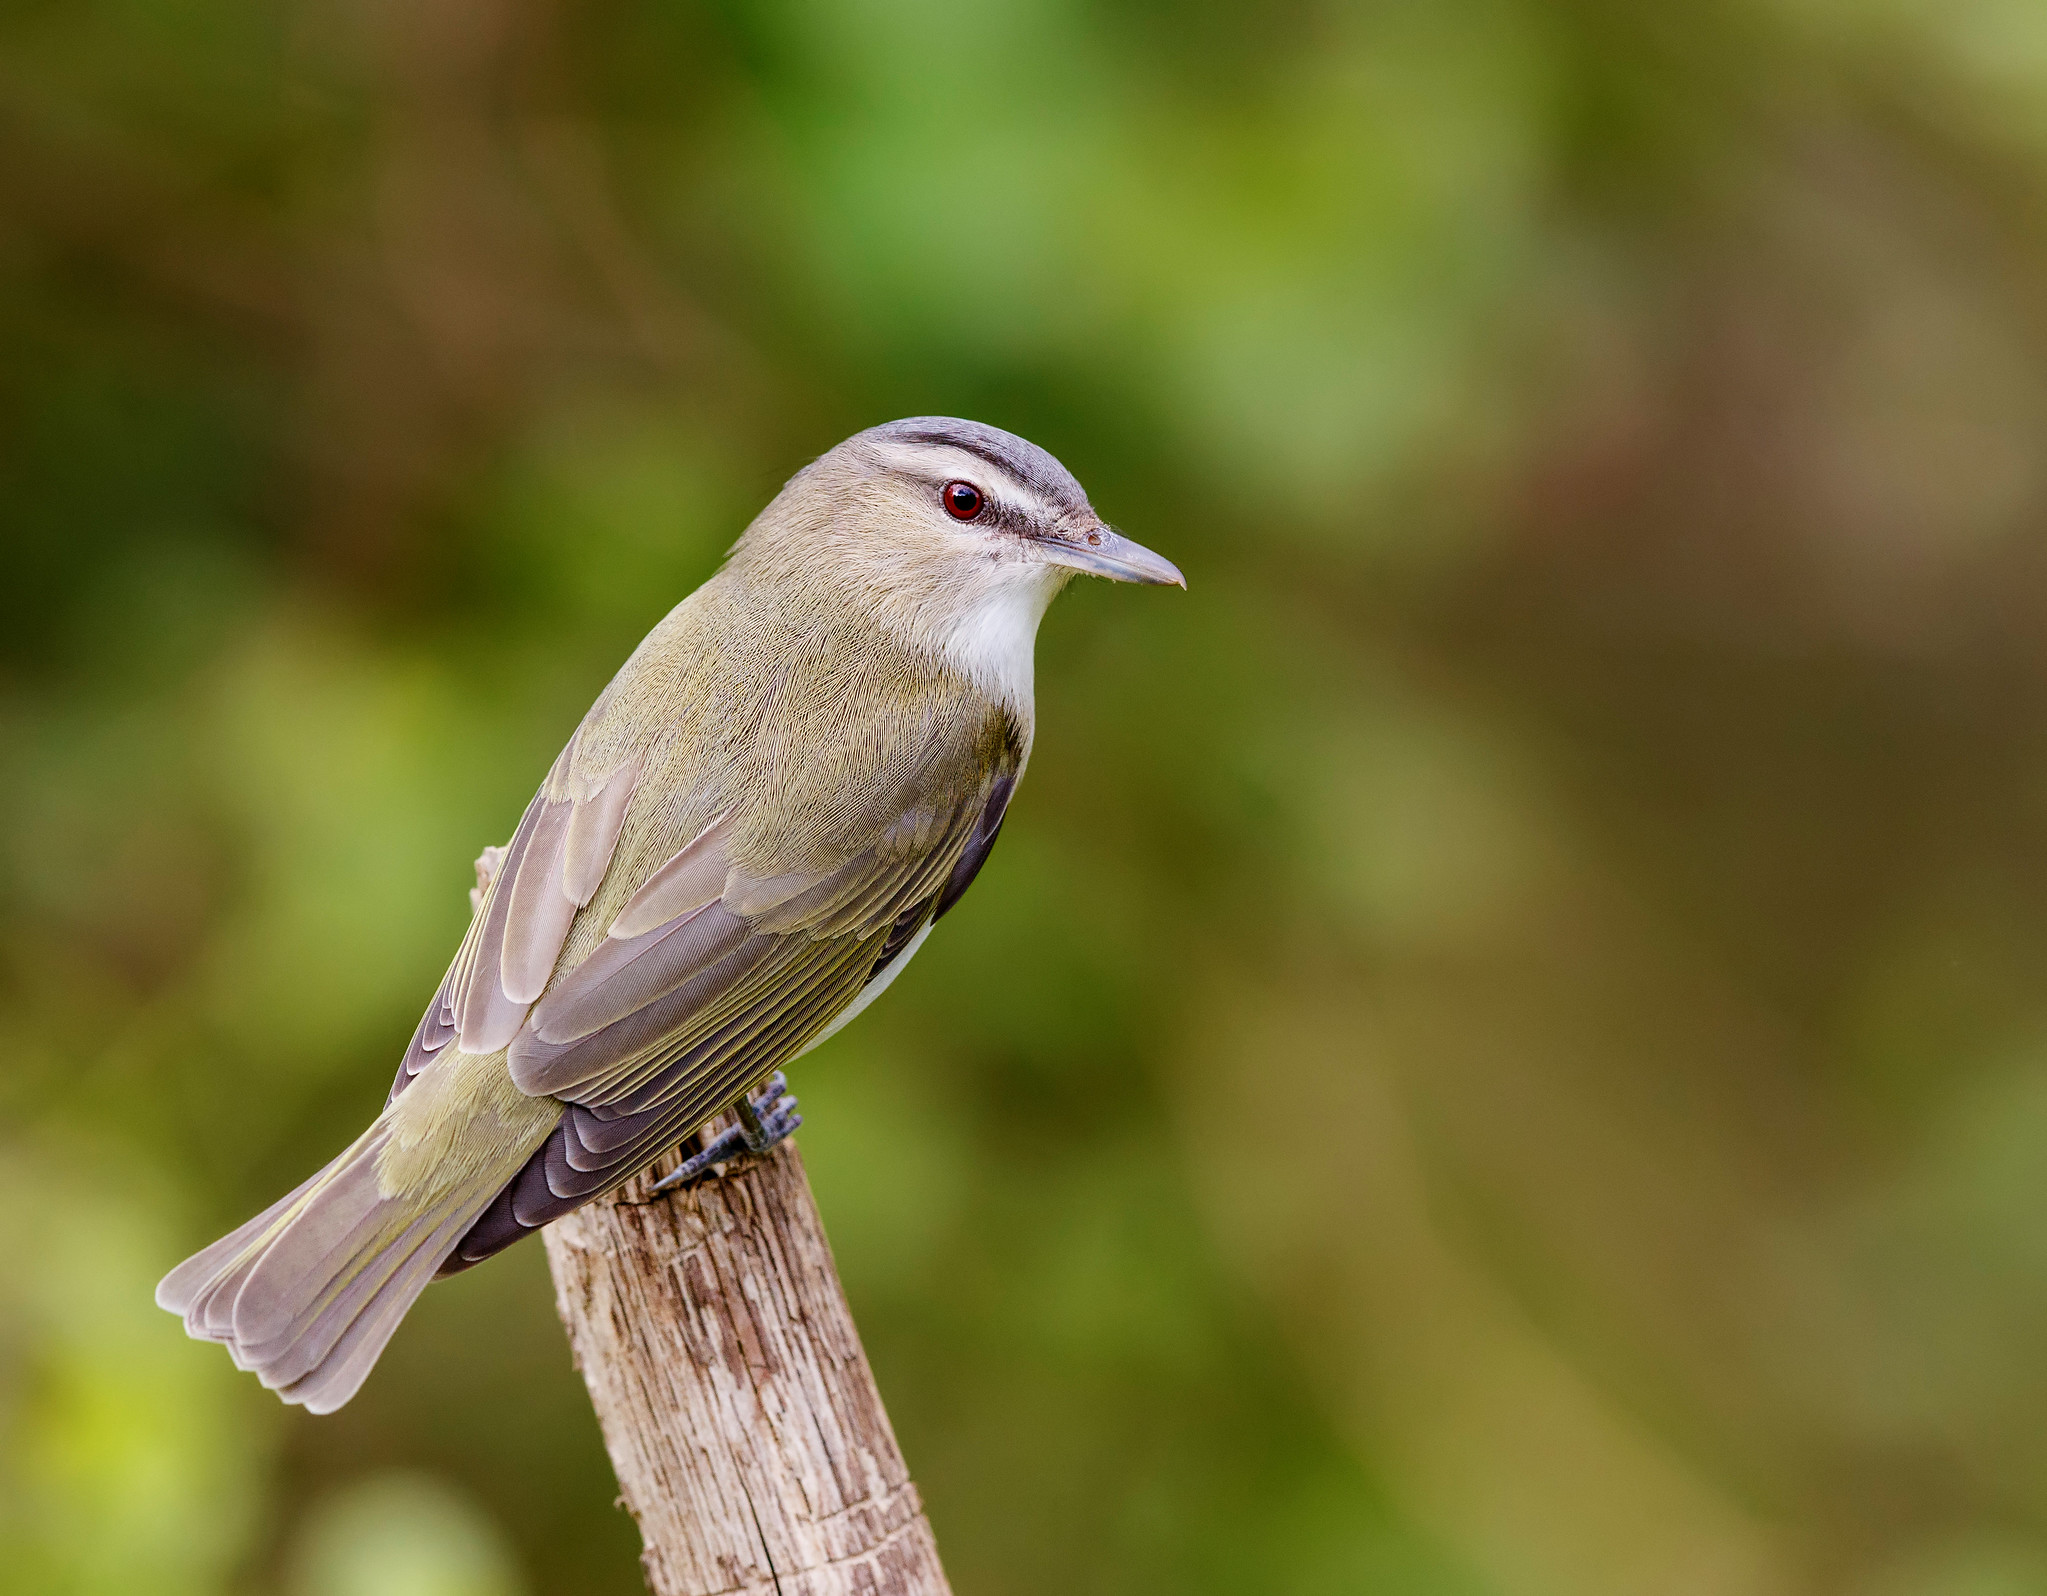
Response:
156,418,1183,1412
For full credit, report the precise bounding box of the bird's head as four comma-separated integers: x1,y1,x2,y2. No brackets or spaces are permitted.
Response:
732,417,1183,711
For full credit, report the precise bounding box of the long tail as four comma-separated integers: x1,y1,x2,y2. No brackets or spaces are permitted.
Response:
155,1122,514,1414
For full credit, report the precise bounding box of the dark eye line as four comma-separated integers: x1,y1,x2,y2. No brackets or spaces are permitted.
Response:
982,500,1034,536
925,474,1038,537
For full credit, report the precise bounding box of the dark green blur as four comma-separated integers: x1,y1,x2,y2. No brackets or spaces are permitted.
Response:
6,2,2047,1593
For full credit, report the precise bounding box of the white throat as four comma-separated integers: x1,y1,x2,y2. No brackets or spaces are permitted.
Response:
930,564,1067,715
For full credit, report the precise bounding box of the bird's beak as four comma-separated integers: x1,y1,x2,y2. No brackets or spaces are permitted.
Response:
1032,523,1186,587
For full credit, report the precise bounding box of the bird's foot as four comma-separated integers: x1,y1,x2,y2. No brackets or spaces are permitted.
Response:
646,1073,801,1195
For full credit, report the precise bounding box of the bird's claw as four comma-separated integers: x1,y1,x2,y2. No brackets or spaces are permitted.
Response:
646,1072,802,1196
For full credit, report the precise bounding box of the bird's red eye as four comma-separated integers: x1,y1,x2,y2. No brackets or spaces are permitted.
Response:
942,481,983,520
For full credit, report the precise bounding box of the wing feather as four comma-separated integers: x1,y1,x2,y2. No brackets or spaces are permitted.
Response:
457,789,547,1052
608,811,737,938
562,761,638,906
934,770,1016,922
432,698,1023,1276
509,799,977,1108
499,793,576,1004
395,750,643,1083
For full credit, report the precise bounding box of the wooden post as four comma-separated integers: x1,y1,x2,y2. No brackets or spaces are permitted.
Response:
542,1118,953,1596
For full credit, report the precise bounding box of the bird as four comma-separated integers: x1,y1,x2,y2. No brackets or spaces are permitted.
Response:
155,416,1183,1413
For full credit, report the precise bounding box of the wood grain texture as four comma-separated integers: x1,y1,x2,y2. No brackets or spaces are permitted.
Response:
543,1123,952,1596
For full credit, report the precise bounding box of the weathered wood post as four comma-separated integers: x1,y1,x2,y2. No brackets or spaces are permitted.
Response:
543,1116,952,1596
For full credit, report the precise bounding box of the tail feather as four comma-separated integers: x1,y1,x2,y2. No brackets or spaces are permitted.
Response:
277,1202,487,1413
154,1164,328,1316
231,1205,435,1388
240,1199,464,1395
176,1129,387,1346
226,1132,403,1347
156,1122,511,1414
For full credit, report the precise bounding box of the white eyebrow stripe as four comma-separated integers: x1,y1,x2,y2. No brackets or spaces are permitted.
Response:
862,439,1057,520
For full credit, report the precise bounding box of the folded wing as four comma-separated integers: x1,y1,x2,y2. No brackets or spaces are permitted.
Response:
387,743,639,1103
437,756,1017,1272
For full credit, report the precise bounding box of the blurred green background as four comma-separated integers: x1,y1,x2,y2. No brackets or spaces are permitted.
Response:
6,1,2047,1593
